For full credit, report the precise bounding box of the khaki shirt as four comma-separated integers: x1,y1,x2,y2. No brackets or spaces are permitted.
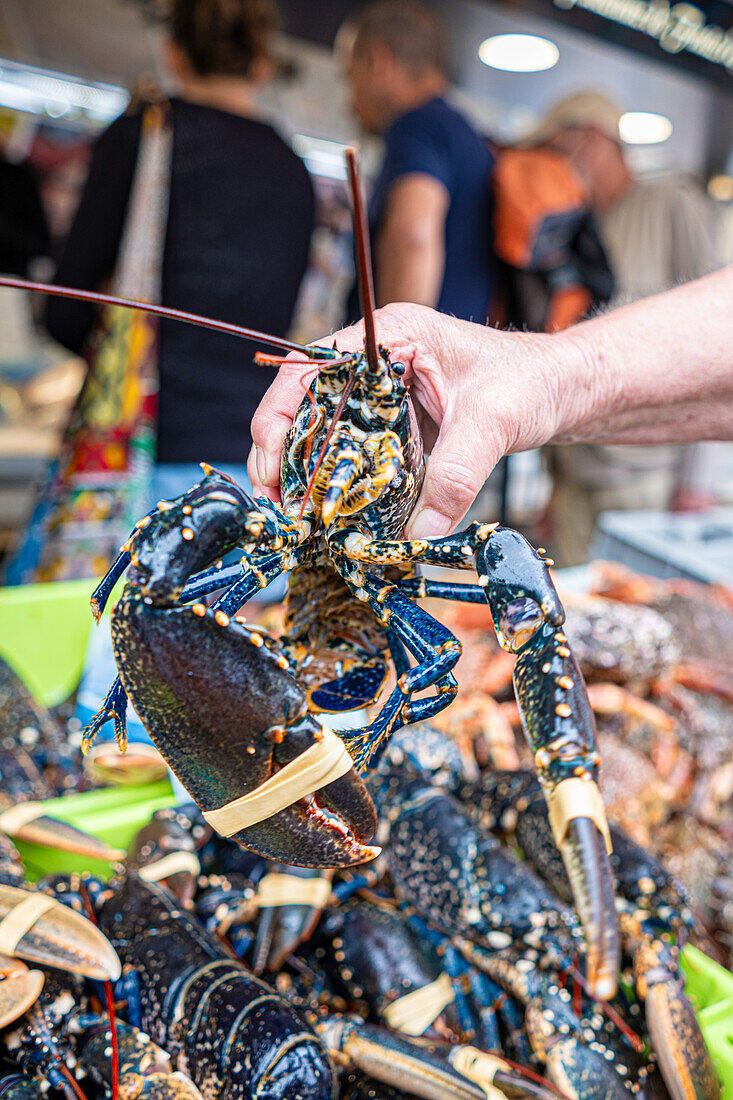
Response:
554,175,716,490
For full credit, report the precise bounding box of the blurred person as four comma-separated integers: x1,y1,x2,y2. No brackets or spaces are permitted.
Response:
45,0,314,508
0,148,50,278
0,148,52,375
338,0,494,321
248,268,733,536
527,92,717,564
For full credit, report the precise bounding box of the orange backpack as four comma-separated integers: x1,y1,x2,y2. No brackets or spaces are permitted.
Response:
492,147,614,332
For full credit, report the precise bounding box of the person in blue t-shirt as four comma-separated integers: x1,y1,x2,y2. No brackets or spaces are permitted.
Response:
339,0,494,324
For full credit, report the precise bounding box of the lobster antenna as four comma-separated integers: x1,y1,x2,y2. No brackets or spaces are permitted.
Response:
345,147,379,373
0,276,336,361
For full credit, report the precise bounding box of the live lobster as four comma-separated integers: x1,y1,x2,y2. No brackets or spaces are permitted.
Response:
0,149,617,999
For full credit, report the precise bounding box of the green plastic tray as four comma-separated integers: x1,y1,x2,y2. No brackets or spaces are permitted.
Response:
15,781,176,880
0,577,97,707
681,944,733,1098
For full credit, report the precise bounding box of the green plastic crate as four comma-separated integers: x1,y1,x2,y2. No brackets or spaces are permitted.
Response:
0,577,97,707
15,781,177,880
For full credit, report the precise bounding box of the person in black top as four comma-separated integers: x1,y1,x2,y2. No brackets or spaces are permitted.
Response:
0,152,50,277
45,0,314,499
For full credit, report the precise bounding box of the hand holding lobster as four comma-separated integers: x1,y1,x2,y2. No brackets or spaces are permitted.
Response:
0,150,619,1003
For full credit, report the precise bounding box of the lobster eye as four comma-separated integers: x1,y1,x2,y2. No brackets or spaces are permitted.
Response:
392,361,406,376
498,597,544,651
127,561,151,589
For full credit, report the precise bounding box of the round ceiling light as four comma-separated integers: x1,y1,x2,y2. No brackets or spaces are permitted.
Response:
478,34,559,73
619,111,673,144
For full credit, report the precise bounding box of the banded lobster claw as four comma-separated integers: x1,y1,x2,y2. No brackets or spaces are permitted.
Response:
96,476,379,867
110,594,378,866
478,529,620,999
85,473,376,866
0,884,120,981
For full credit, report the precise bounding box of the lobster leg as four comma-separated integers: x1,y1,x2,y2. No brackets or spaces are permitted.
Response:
335,566,459,769
331,524,619,999
210,551,291,614
396,577,487,603
404,912,503,1053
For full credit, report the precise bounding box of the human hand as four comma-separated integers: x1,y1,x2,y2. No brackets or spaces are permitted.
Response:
248,302,566,538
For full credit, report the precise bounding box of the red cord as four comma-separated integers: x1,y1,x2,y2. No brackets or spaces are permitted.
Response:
80,884,120,1100
102,977,120,1100
501,1056,571,1100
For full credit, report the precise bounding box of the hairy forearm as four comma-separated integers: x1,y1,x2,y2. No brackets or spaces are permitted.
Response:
249,266,733,536
549,267,733,446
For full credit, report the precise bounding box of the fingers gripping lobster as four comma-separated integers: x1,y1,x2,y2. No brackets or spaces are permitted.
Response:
0,150,619,998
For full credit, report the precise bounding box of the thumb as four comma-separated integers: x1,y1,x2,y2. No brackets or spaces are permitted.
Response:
406,413,500,538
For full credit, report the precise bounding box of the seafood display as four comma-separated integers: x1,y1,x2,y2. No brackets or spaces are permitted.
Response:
5,150,612,1005
437,563,733,967
0,150,729,1100
0,547,730,1099
0,714,724,1100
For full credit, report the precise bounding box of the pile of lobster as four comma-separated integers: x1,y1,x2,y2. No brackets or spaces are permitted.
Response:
0,150,726,1098
0,682,723,1099
436,563,733,967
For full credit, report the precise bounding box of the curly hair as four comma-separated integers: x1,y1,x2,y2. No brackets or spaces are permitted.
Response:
169,0,280,77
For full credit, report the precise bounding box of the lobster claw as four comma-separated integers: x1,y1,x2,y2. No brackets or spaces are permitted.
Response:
251,865,333,974
0,885,120,981
0,954,44,1028
319,1017,488,1100
511,621,619,1000
110,590,379,868
127,814,201,907
623,916,720,1100
0,806,125,863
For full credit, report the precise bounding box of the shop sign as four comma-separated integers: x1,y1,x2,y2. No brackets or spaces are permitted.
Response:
553,0,733,71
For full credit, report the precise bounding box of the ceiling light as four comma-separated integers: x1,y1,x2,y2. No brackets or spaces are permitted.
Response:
619,111,673,144
478,34,559,73
0,58,128,126
708,174,733,202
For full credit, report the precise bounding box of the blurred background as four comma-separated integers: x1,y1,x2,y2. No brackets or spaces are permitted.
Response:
0,0,731,579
